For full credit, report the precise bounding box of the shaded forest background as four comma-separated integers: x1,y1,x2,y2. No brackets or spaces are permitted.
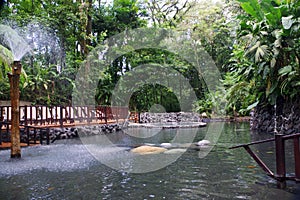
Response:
0,0,299,117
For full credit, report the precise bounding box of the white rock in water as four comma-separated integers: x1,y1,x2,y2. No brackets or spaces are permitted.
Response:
144,143,156,146
164,149,186,154
201,112,208,118
160,143,172,148
197,140,210,146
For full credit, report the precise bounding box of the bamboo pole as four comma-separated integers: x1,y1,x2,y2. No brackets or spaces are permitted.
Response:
8,61,22,158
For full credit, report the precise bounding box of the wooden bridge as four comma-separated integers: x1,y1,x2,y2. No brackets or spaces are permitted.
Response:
0,105,140,148
0,105,139,127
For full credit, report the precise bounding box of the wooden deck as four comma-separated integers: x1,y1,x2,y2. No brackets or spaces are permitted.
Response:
0,141,40,150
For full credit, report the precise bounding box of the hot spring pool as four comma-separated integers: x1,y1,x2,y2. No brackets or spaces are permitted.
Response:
0,122,299,199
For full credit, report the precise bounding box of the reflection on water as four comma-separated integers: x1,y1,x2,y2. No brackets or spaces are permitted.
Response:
0,122,299,199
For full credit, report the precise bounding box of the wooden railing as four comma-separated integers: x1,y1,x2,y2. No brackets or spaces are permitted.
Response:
230,133,300,189
0,105,130,127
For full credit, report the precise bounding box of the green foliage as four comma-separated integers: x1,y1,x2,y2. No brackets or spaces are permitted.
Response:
0,45,12,98
177,1,236,71
222,72,257,115
129,84,181,112
96,46,205,112
0,44,13,68
93,0,147,39
20,63,75,106
194,88,228,117
143,0,194,28
2,0,274,118
0,0,147,106
226,0,300,115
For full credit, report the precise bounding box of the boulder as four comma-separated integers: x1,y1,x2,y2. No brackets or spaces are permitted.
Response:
197,140,210,146
160,143,172,148
164,148,186,154
130,145,167,155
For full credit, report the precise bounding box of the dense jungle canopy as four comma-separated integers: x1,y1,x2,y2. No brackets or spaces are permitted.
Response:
0,0,299,117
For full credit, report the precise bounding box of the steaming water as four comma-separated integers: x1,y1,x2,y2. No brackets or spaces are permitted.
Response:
0,122,299,199
0,24,31,61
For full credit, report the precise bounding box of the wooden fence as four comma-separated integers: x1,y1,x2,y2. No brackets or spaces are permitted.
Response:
0,105,130,127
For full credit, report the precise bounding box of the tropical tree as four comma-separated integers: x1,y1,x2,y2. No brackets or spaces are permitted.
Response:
176,1,236,70
143,0,195,28
226,0,300,114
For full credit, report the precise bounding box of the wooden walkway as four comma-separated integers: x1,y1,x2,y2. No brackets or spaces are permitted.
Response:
0,142,40,150
0,105,131,127
0,105,140,149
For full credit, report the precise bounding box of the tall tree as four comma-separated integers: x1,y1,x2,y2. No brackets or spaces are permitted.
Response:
144,0,195,27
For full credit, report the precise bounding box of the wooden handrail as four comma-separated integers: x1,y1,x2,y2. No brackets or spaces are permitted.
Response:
0,105,130,126
230,132,300,189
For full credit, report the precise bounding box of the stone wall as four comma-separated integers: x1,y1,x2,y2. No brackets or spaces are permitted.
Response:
139,112,202,123
250,99,300,134
20,124,122,143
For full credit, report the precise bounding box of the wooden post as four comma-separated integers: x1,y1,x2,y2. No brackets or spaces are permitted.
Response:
275,134,286,189
60,106,63,128
8,61,22,158
105,106,108,124
24,106,28,125
0,121,2,145
294,136,300,182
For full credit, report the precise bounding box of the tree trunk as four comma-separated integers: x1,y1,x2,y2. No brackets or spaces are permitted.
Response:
85,0,93,56
77,0,93,57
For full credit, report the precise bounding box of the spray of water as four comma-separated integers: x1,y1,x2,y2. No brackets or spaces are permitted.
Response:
0,24,31,61
274,102,278,135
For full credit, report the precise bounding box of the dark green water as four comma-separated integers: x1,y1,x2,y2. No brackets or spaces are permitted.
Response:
0,122,299,199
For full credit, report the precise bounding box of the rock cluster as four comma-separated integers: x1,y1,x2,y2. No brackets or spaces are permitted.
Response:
21,124,122,143
139,112,202,123
251,100,300,134
130,140,211,155
76,124,122,137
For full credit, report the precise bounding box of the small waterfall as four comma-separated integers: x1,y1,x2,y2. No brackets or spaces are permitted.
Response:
274,102,278,135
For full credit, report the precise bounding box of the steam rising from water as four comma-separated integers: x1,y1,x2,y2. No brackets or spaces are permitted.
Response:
0,24,31,61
